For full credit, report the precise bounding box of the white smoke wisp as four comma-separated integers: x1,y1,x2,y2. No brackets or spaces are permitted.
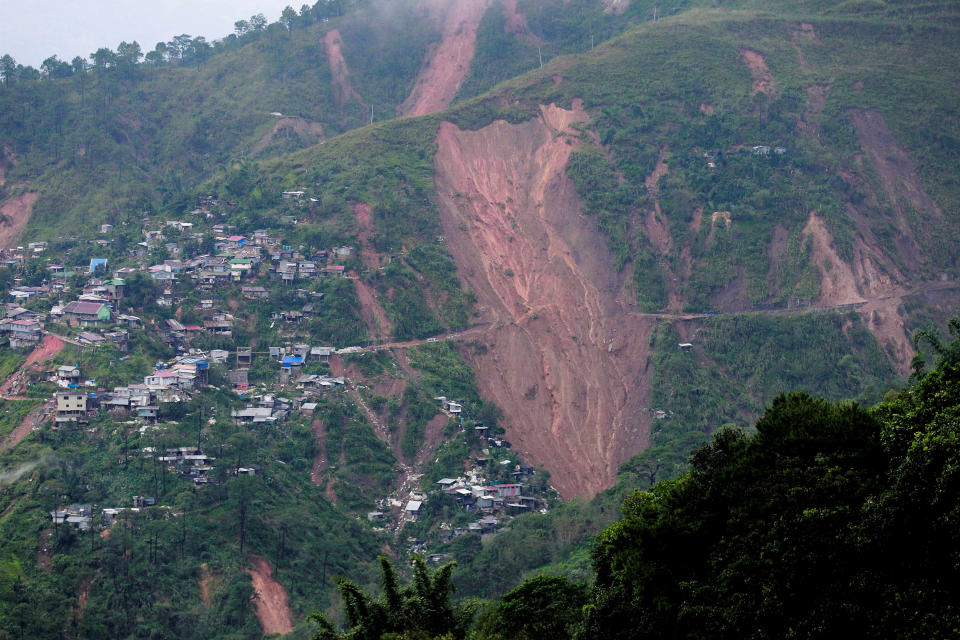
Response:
0,456,54,488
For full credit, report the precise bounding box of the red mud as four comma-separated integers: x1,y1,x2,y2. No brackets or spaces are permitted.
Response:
355,279,394,342
0,335,66,397
399,0,492,117
434,101,654,497
740,49,776,97
0,191,39,250
851,109,943,241
0,400,52,453
246,556,294,636
802,211,915,373
324,29,362,105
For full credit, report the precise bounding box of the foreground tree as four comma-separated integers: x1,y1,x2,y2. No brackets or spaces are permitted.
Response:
310,555,474,640
581,320,960,640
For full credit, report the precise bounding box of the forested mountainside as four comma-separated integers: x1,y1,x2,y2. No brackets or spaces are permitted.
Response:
0,0,958,636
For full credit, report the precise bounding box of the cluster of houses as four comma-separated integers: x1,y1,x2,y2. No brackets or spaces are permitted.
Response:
366,463,539,551
51,353,212,425
0,303,43,348
136,229,354,294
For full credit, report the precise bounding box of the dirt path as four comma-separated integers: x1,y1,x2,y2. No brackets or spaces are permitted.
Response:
324,29,362,106
434,100,654,497
0,191,39,250
246,555,294,636
399,0,492,117
740,49,776,97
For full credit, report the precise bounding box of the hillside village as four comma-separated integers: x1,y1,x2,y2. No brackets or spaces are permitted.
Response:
0,192,552,562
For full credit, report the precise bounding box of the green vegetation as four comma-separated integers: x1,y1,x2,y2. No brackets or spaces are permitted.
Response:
0,398,39,440
1,1,958,636
307,323,960,639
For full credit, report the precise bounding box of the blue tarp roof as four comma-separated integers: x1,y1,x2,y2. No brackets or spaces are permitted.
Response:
89,258,108,273
281,356,304,366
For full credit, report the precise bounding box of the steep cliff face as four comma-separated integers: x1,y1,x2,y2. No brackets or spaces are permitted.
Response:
434,102,655,496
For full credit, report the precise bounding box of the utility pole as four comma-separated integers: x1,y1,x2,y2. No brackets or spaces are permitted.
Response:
197,407,203,454
538,47,543,69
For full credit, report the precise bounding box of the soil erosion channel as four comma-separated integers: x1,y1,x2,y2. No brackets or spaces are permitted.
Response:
434,101,654,497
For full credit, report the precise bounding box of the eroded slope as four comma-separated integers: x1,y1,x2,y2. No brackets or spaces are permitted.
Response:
399,0,492,117
434,102,654,496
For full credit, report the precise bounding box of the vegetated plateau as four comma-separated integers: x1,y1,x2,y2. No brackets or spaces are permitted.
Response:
0,0,958,637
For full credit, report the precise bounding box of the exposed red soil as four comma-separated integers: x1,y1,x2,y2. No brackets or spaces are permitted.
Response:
0,335,66,397
0,191,39,250
355,279,394,342
324,29,362,106
501,0,539,43
804,212,866,307
415,413,451,466
434,101,655,497
353,203,381,270
642,153,683,309
798,84,829,137
740,49,776,97
399,0,492,117
851,109,944,259
0,400,52,453
788,22,819,74
199,564,215,608
246,555,294,636
802,211,915,373
860,296,913,374
711,267,749,312
689,206,703,234
251,116,324,155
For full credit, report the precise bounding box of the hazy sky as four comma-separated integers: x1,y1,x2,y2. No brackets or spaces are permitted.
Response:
0,0,301,67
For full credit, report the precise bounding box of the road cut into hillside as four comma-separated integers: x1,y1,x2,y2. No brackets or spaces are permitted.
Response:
434,100,655,497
